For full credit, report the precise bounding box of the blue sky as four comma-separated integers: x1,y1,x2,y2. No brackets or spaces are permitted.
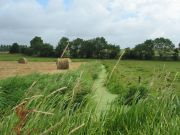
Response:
37,0,73,8
0,0,179,47
37,0,49,6
63,0,73,7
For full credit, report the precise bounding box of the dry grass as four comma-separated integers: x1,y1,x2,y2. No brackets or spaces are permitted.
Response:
56,58,70,69
18,57,28,64
0,61,82,79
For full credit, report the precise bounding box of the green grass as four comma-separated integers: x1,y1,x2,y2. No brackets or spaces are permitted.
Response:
0,53,56,62
101,60,180,135
0,53,96,62
103,60,180,95
0,62,102,134
0,55,179,134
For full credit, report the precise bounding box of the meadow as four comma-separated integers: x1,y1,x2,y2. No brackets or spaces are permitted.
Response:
0,53,94,62
0,54,179,134
103,60,180,94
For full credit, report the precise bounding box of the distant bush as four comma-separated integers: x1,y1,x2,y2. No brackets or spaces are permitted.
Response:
9,43,20,53
0,45,11,52
122,37,179,61
23,48,34,56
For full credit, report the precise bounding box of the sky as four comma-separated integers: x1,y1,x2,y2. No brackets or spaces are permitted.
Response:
0,0,180,48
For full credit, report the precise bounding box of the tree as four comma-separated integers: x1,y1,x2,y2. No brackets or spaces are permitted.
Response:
79,40,94,58
30,36,44,56
143,40,155,59
132,40,155,60
23,48,33,56
99,49,110,59
154,37,175,59
55,37,69,57
0,45,11,52
19,45,27,54
107,44,120,59
69,38,83,58
172,48,179,61
94,37,107,58
9,43,20,53
39,43,54,57
123,48,132,59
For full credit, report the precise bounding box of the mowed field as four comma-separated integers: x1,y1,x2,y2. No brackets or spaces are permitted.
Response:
0,53,93,62
0,61,82,79
0,53,57,62
0,52,84,79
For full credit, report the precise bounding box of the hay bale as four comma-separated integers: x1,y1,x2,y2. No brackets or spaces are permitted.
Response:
18,57,28,64
56,58,70,69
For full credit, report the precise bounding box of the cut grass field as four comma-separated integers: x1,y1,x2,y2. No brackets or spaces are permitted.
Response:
0,53,57,62
0,61,82,79
0,54,179,134
0,53,95,62
0,53,87,79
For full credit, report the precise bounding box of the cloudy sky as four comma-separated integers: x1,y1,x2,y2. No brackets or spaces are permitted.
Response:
0,0,180,48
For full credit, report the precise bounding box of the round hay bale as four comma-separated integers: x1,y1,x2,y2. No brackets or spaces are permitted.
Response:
18,57,28,64
56,58,69,69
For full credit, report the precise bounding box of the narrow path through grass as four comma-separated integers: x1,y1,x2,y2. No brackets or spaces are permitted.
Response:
92,65,117,117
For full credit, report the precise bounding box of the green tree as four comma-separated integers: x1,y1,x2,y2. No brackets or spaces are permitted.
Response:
19,45,27,54
79,40,94,58
9,43,20,53
143,40,155,59
0,45,11,52
55,37,69,57
132,40,154,60
154,37,175,59
70,38,83,58
30,36,44,56
172,48,179,61
23,48,33,56
69,37,120,59
94,37,107,58
40,43,54,57
99,49,110,59
123,48,131,59
108,44,120,59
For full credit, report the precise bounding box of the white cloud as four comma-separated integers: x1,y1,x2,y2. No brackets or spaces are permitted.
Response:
0,0,179,47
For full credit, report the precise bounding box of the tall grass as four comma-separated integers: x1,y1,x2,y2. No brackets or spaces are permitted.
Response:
0,61,179,135
102,60,180,135
0,62,102,134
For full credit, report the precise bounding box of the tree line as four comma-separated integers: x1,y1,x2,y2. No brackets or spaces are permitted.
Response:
0,45,11,52
6,36,120,59
1,36,179,60
123,38,180,61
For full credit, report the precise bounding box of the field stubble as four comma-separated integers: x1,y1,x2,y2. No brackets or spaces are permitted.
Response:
0,61,82,79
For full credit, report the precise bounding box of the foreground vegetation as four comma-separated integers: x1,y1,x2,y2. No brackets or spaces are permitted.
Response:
0,60,179,134
0,62,101,134
103,60,180,134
